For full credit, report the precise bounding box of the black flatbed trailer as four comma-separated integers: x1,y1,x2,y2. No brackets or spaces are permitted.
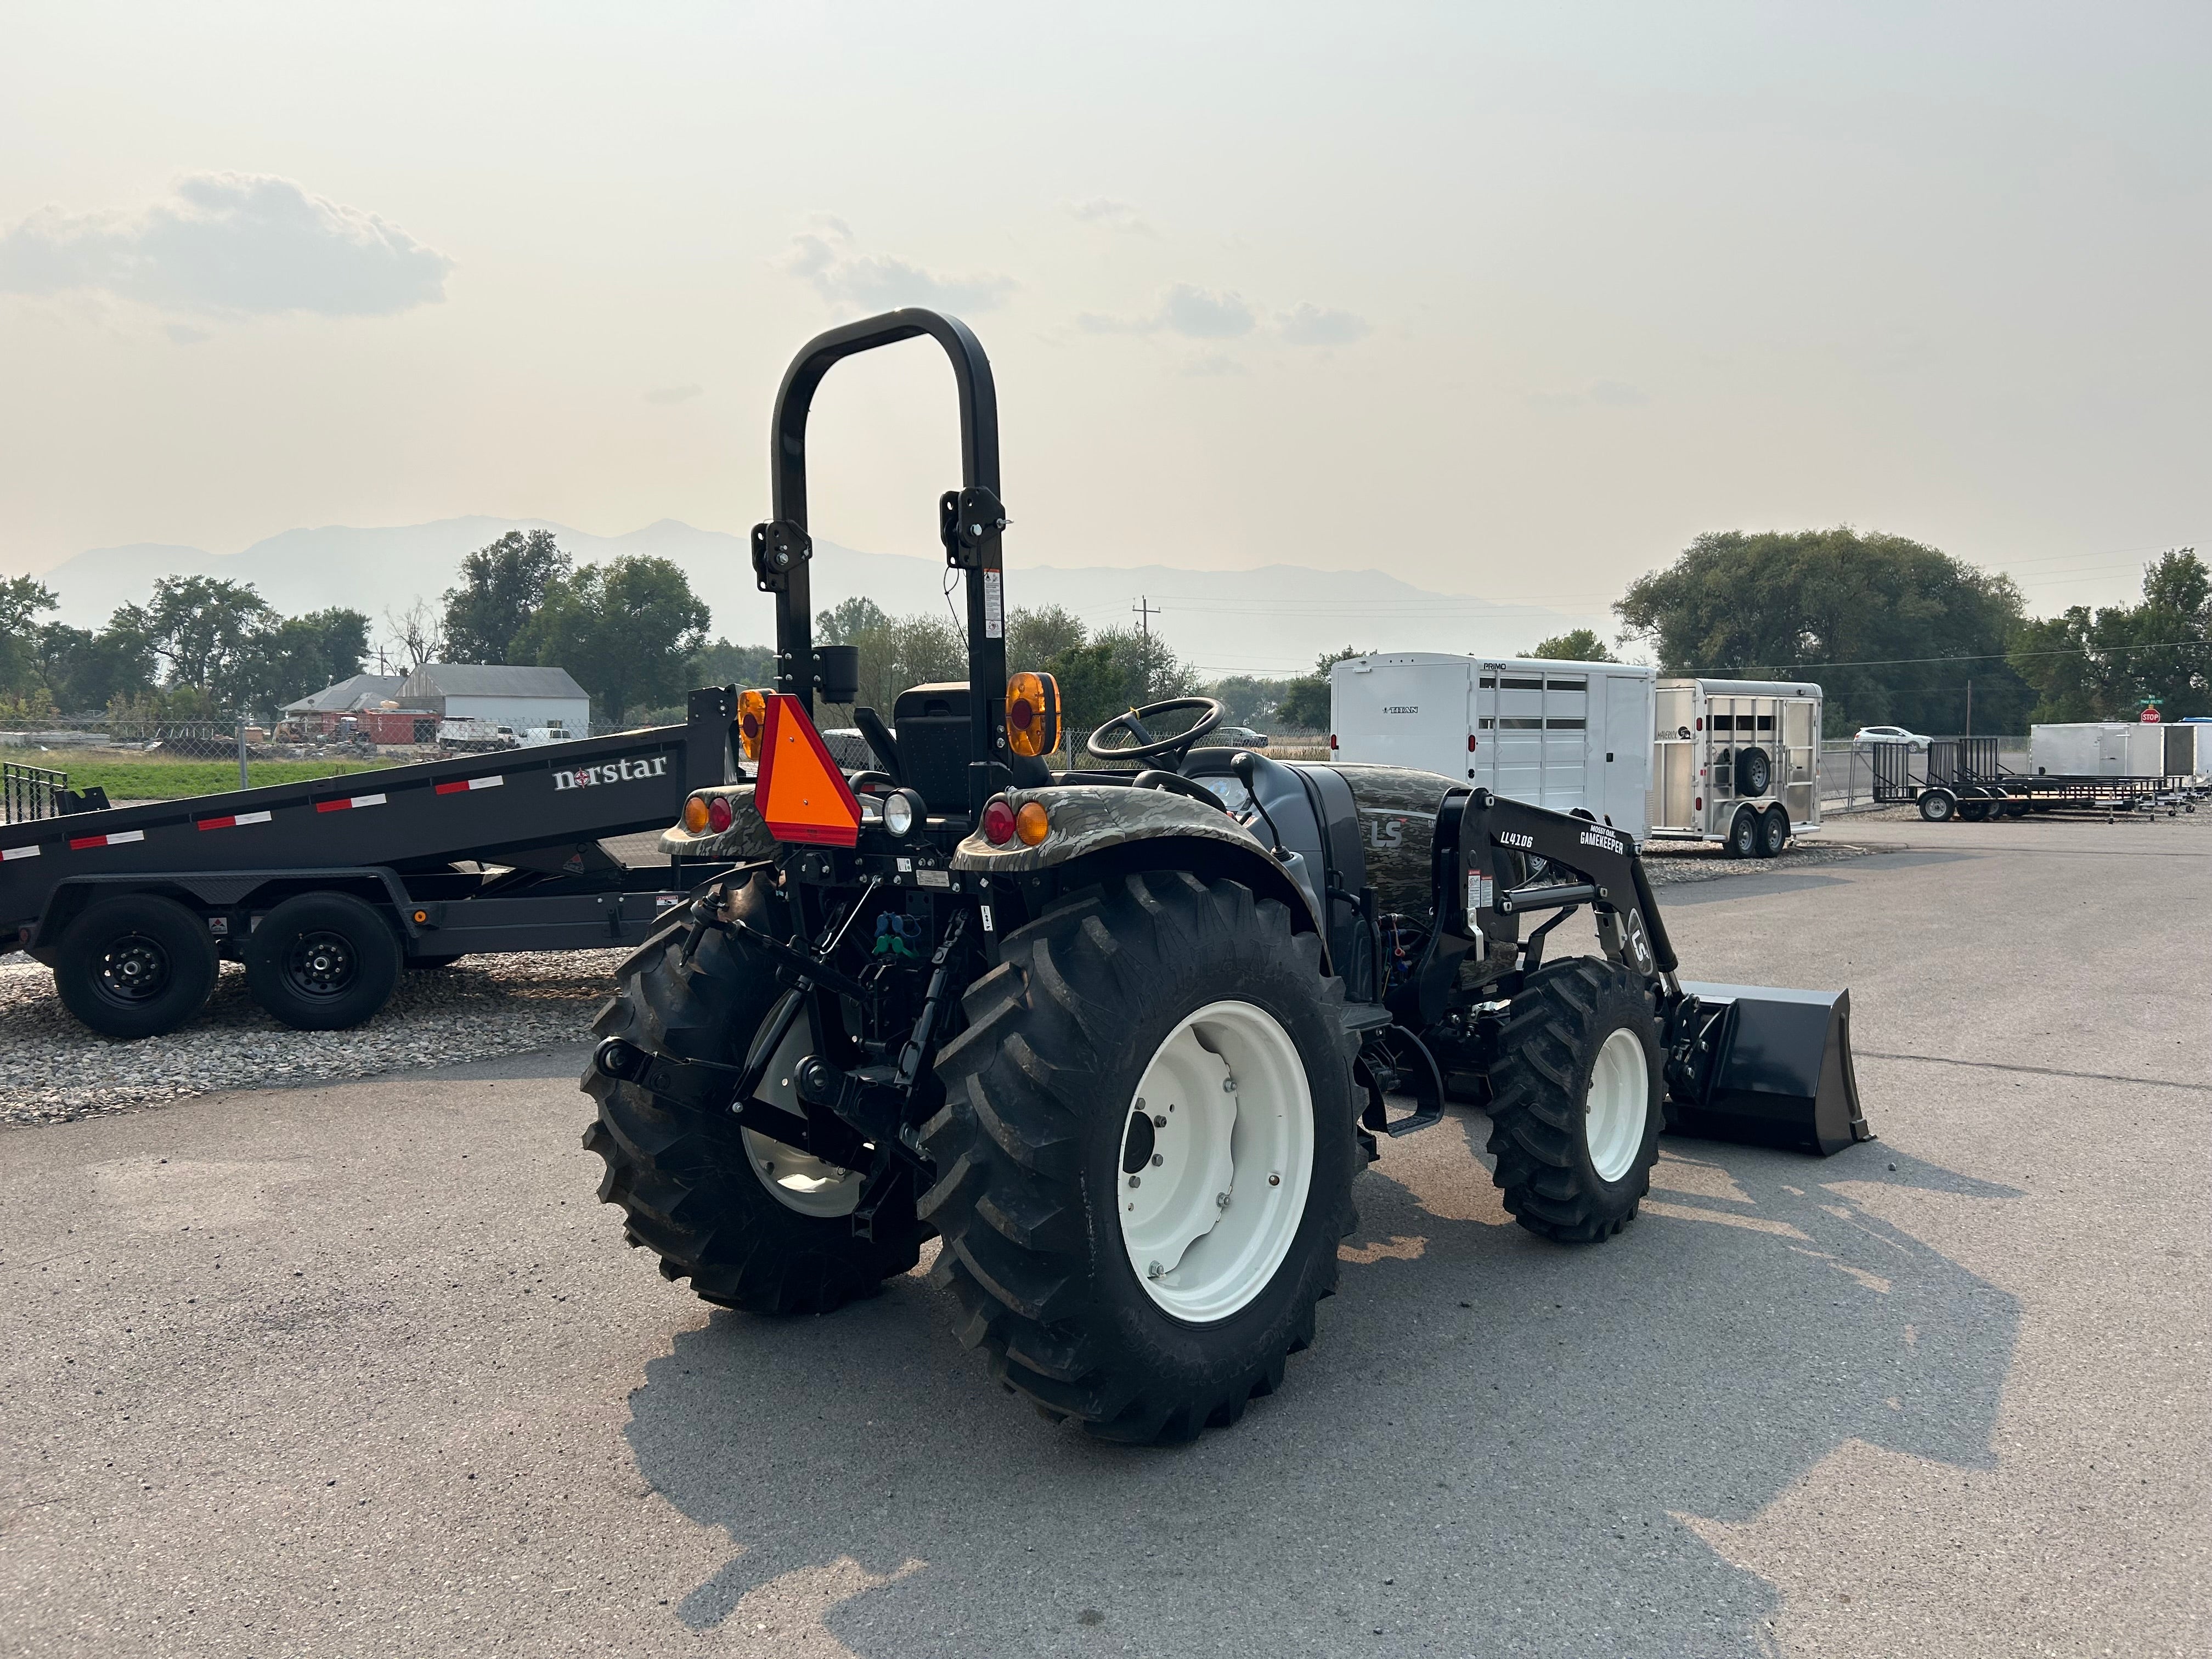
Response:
1,688,743,1037
1872,737,2203,822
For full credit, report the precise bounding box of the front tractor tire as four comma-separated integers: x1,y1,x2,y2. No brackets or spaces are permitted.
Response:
581,878,922,1315
1484,957,1663,1243
922,871,1361,1444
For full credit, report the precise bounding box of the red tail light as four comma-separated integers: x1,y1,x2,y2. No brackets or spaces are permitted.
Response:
707,796,733,832
981,797,1017,845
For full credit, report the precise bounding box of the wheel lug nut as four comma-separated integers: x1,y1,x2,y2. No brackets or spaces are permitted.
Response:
1150,1153,1163,1167
1128,1176,1140,1189
1147,1261,1164,1279
1216,1191,1231,1210
1268,1172,1280,1186
1222,1077,1237,1093
1152,1114,1166,1128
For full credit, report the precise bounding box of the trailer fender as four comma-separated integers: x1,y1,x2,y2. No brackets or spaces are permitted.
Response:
951,785,1325,943
30,866,424,952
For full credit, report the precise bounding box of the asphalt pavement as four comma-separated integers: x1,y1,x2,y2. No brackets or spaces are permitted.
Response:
3,810,2206,1657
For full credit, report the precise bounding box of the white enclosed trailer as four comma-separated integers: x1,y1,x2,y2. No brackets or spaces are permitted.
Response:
1329,654,1656,841
1648,678,1822,853
2030,721,2195,780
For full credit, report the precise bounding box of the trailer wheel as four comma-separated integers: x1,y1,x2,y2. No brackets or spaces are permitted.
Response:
1918,789,1957,822
1756,806,1789,857
1483,956,1661,1243
1723,809,1758,857
244,892,403,1030
581,878,921,1316
54,894,218,1040
922,871,1359,1443
1957,799,1989,822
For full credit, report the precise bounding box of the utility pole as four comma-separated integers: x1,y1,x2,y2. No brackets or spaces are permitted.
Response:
1965,679,1972,738
1131,595,1161,644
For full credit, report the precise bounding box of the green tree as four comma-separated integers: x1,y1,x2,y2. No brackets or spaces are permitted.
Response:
1530,628,1616,662
1006,604,1087,672
1616,528,2032,736
691,637,778,690
816,596,893,644
2008,548,2210,722
1275,645,1372,733
33,610,157,713
1201,674,1292,727
515,555,712,723
143,575,274,692
228,607,371,719
442,529,571,664
0,575,59,697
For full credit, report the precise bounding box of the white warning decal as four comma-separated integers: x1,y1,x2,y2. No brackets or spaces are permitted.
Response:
983,570,1004,640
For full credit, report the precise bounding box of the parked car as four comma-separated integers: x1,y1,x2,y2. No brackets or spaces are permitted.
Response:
1191,724,1271,749
1853,724,1931,751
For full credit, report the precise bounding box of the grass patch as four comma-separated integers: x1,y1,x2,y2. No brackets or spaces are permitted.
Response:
42,757,387,801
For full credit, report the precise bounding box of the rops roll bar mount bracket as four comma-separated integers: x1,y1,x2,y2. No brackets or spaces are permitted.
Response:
749,308,1009,815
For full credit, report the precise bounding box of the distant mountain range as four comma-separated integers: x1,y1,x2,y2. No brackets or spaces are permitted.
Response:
31,518,1598,679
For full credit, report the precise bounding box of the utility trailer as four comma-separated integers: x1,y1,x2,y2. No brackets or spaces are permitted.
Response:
0,689,743,1039
1872,733,2203,822
575,308,1875,1447
1647,678,1823,857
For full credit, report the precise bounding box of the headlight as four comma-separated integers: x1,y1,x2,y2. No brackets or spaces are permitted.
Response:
881,788,923,838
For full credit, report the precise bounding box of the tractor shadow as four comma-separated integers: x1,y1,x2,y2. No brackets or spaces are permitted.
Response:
622,1117,2021,1657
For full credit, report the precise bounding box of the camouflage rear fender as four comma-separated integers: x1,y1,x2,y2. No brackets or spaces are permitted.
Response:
951,785,1323,938
656,783,776,862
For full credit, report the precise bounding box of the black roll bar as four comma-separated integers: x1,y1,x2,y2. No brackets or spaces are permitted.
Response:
752,308,1008,811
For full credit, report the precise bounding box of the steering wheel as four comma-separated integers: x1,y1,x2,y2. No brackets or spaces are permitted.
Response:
1083,697,1226,767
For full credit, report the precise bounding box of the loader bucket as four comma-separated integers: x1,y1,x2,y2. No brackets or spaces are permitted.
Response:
1667,983,1873,1156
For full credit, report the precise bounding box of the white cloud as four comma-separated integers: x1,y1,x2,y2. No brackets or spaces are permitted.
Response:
0,172,453,318
1079,282,1257,339
1080,285,1370,349
1066,198,1153,235
778,216,1014,315
1276,302,1371,346
643,383,702,405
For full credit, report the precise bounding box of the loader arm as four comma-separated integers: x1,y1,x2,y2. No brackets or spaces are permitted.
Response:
1454,789,1676,984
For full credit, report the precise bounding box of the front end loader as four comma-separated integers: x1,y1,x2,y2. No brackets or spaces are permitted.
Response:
580,308,1872,1444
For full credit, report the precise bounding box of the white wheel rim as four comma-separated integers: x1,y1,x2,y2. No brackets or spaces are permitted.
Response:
1117,999,1314,1325
741,1004,862,1218
1585,1026,1650,1183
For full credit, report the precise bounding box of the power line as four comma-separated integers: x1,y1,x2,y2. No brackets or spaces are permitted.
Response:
1726,636,2210,674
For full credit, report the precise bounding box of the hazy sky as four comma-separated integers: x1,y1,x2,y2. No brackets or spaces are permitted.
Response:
3,2,2205,630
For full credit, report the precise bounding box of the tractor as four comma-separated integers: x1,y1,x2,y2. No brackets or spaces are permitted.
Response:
582,310,1871,1444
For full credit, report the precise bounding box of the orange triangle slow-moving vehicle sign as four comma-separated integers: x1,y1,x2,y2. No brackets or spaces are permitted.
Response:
755,692,863,847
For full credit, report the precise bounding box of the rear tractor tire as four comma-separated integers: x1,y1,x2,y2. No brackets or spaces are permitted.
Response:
1483,957,1663,1244
581,877,922,1315
922,871,1361,1444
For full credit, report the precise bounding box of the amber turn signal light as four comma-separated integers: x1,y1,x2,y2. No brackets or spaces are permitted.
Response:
1014,800,1050,846
1006,672,1060,759
682,795,710,833
737,689,768,761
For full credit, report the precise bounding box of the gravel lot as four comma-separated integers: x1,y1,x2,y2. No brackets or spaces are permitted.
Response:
0,952,626,1128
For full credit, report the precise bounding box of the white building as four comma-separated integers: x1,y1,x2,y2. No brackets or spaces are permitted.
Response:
397,663,592,736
